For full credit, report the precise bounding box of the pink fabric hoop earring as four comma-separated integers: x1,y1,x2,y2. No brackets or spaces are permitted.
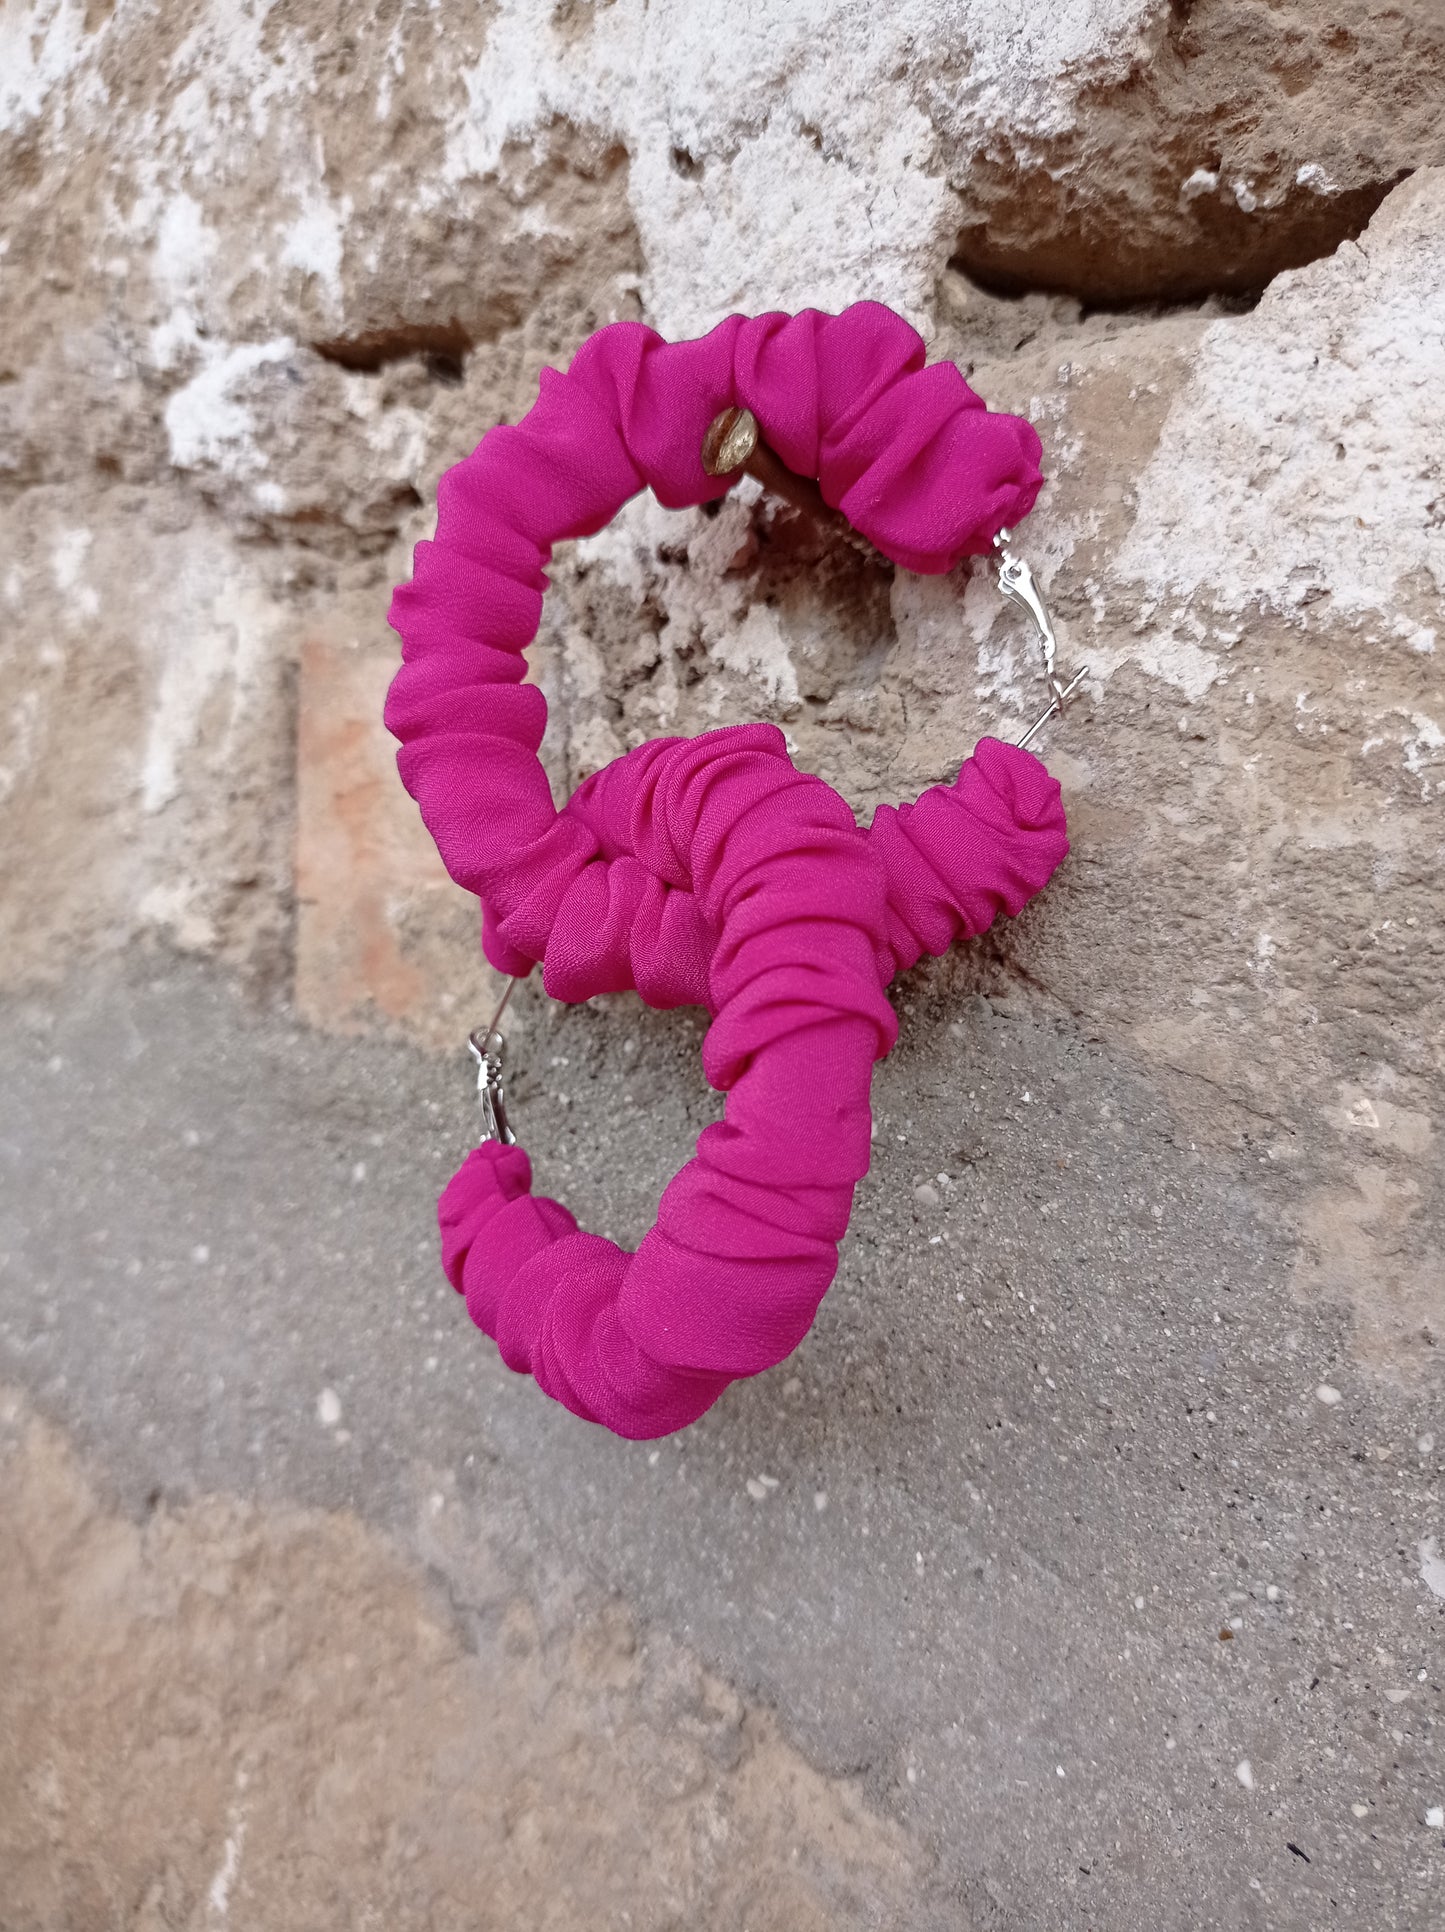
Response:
385,302,1079,1439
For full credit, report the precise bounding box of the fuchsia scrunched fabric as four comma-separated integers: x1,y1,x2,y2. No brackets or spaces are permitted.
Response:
386,302,1070,1438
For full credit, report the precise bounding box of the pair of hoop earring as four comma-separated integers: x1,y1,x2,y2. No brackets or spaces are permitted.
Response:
386,301,1082,1439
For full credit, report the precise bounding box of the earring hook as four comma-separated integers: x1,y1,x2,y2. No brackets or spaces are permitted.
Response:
1015,664,1088,749
468,977,519,1145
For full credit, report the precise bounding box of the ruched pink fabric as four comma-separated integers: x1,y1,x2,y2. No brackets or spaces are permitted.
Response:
386,303,1069,1437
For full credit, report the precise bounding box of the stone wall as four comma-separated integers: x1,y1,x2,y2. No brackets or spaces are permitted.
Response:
4,0,1440,1376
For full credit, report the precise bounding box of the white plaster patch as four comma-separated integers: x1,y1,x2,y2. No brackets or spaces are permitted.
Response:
206,1807,247,1920
365,404,428,483
570,713,627,777
1402,712,1444,797
0,688,43,804
162,0,311,166
375,20,406,122
440,0,1157,337
49,528,101,621
136,880,217,950
1084,619,1221,702
572,491,677,596
149,304,201,374
152,191,219,305
0,0,89,137
635,109,948,339
279,173,350,310
99,0,327,374
1296,162,1340,195
1114,174,1445,659
140,547,282,814
50,527,92,592
711,604,800,706
562,629,610,704
163,337,296,474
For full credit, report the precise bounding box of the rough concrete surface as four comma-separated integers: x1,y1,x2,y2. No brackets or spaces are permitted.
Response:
3,963,1444,1929
1,1387,918,1930
2,1,1443,1926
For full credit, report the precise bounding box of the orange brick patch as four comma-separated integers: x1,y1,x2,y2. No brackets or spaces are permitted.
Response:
295,631,499,1046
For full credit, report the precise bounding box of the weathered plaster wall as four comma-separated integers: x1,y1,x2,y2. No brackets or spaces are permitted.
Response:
3,0,1440,1368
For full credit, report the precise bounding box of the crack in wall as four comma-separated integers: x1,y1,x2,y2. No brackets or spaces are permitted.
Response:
953,168,1410,307
311,319,475,382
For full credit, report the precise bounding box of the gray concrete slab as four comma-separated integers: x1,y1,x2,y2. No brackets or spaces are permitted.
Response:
2,955,1441,1928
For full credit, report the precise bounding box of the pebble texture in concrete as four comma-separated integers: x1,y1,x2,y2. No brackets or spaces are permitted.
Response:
2,962,1442,1926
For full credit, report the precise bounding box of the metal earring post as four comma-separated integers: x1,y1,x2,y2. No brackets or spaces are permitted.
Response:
702,407,878,559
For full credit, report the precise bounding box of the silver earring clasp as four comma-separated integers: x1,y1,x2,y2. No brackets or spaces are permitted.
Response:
992,527,1088,749
468,978,519,1146
994,528,1066,709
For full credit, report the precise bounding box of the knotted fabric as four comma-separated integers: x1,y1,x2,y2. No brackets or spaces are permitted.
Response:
386,302,1069,1437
